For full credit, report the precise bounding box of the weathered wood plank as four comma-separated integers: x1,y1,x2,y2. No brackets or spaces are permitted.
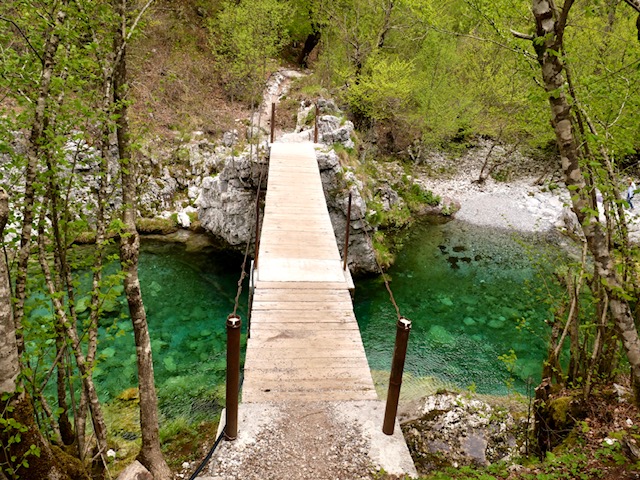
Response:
253,289,352,302
242,389,378,403
253,281,353,290
247,332,365,343
250,308,356,318
248,323,360,333
243,365,374,380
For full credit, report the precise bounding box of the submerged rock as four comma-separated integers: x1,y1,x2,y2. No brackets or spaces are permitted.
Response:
401,392,517,474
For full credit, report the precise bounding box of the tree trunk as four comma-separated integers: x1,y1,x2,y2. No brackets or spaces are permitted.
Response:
297,29,321,68
531,0,640,403
12,6,67,355
0,189,18,395
36,228,109,472
114,2,171,477
0,189,77,480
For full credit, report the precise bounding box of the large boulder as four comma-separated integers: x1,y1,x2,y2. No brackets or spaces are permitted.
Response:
196,149,268,247
401,393,518,474
317,150,377,274
116,461,152,480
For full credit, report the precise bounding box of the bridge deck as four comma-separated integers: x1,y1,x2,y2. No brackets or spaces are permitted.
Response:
243,143,377,403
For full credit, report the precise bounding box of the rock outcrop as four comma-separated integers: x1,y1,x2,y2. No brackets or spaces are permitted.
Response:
196,146,268,247
194,97,378,273
316,150,376,273
400,392,518,474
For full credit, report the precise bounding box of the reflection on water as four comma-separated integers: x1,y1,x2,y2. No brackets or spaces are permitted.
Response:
354,220,562,396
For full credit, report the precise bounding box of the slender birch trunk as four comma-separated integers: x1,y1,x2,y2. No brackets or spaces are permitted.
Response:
13,6,67,355
0,189,74,480
114,1,171,477
531,0,640,403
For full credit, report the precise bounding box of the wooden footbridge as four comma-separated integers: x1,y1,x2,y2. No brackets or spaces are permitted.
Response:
202,141,417,479
244,142,377,402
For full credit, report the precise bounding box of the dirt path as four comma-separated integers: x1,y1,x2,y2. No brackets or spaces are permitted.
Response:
251,69,304,140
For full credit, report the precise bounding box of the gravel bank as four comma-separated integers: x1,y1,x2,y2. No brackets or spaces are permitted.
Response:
413,144,640,240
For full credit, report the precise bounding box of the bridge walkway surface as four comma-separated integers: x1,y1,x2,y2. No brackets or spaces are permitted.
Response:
199,142,417,479
244,142,376,402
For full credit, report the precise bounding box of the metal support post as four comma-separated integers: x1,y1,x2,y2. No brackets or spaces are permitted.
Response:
343,192,352,271
270,103,276,143
313,103,319,143
225,314,242,440
382,317,412,435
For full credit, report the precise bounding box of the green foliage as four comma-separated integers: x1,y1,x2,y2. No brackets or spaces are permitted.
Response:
346,55,416,123
498,349,518,394
372,231,395,269
209,0,291,102
404,183,441,208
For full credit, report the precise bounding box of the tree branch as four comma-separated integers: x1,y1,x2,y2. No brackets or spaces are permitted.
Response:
623,0,640,14
431,25,536,59
0,16,44,64
557,0,576,42
510,29,534,40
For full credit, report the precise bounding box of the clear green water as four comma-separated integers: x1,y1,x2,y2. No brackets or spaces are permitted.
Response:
68,242,248,420
354,220,560,396
29,223,559,422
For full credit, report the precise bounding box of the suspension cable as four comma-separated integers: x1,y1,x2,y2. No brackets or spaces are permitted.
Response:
189,120,269,480
231,140,268,317
352,188,402,321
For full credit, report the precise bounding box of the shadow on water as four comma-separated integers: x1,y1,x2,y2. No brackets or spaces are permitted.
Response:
354,219,565,397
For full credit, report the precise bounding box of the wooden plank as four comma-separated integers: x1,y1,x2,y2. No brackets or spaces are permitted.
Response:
247,333,365,344
243,355,372,371
250,310,356,323
256,258,346,283
247,338,363,351
259,231,337,245
261,248,339,259
242,389,378,403
259,223,335,233
254,289,352,302
249,323,360,333
253,281,353,290
252,301,353,312
243,366,374,380
245,348,367,362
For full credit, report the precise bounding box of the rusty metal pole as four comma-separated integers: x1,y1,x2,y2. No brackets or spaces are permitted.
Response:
313,103,319,143
270,102,276,143
225,314,242,440
343,192,352,271
383,317,412,435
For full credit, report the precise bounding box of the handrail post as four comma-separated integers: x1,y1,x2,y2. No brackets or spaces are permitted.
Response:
225,314,242,440
270,102,276,143
382,317,412,435
343,192,352,271
313,102,319,143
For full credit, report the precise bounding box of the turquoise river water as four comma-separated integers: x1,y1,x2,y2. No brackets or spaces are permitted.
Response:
355,220,561,397
29,220,562,421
